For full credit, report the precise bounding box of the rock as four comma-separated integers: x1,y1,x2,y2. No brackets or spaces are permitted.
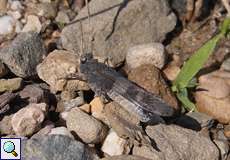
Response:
0,78,23,93
175,112,215,131
101,129,131,156
0,32,46,78
49,127,74,139
57,96,84,112
11,103,47,136
133,145,162,160
36,2,57,19
61,0,176,67
0,61,8,78
55,11,70,24
66,107,108,144
22,15,42,33
79,104,91,113
0,92,17,115
31,121,54,139
60,90,77,101
126,43,166,70
22,135,96,160
163,63,180,81
221,57,230,71
9,0,23,11
0,15,16,35
0,0,7,15
65,79,90,92
128,64,179,110
145,124,219,160
0,115,14,135
37,50,79,92
195,70,230,124
213,140,229,160
101,155,151,160
19,84,47,103
90,97,107,122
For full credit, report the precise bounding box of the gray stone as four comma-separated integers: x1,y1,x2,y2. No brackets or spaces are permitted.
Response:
0,32,46,78
126,43,166,69
61,0,176,67
66,107,108,144
145,124,219,160
22,135,97,160
19,84,47,103
55,11,70,24
0,15,16,35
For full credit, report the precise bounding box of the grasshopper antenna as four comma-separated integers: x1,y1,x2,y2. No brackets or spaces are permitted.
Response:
85,0,93,56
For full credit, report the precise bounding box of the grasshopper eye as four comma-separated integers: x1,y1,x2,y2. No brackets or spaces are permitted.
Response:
80,56,87,63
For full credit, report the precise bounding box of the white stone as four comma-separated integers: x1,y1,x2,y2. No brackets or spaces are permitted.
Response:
101,129,129,156
22,15,42,33
10,0,23,11
0,15,15,35
49,127,74,139
126,43,166,69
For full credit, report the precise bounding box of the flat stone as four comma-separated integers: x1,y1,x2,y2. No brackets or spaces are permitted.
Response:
19,84,47,103
126,43,166,70
37,50,79,92
145,124,219,160
61,0,176,67
22,135,96,160
0,92,17,115
0,32,46,78
66,107,108,144
0,78,23,93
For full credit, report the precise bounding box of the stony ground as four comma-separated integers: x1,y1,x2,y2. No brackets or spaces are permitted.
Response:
0,0,230,160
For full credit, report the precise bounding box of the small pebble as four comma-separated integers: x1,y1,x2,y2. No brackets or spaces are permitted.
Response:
101,129,130,156
90,97,106,120
0,0,8,14
66,107,108,144
224,125,230,138
22,15,42,33
0,15,15,35
126,43,166,70
55,11,70,24
0,115,14,135
10,0,23,11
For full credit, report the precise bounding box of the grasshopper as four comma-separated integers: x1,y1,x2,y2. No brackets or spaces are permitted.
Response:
68,0,175,122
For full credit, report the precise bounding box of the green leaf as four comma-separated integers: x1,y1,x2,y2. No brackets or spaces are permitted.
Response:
172,33,223,90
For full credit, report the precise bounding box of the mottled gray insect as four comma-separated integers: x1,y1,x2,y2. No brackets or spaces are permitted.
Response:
73,53,175,122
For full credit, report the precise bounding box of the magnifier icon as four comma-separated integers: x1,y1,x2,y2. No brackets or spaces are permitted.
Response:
3,141,18,157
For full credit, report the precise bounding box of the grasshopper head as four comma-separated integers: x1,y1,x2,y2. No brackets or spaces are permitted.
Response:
80,53,93,64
